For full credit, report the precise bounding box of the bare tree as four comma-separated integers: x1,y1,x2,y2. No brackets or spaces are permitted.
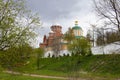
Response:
52,36,62,57
93,0,120,33
86,24,97,47
91,24,97,47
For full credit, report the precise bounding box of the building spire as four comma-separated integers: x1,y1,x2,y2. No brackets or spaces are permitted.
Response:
75,21,78,25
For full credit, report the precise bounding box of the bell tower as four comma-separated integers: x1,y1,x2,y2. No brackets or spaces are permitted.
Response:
51,25,62,37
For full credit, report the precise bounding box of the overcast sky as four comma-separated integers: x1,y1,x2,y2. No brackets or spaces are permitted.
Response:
27,0,98,47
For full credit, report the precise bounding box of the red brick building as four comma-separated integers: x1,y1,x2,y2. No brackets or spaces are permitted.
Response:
40,25,63,49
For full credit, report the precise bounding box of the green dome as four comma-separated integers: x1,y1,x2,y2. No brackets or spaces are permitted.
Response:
72,21,82,30
72,25,82,30
75,36,81,38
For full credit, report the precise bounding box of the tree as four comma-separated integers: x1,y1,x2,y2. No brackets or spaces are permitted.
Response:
0,43,33,69
106,31,120,44
96,27,105,46
93,0,120,33
86,24,98,47
86,29,92,42
95,26,120,46
0,0,40,68
67,38,92,79
0,0,40,51
63,28,75,55
34,48,44,70
68,38,91,56
64,28,75,43
52,36,62,57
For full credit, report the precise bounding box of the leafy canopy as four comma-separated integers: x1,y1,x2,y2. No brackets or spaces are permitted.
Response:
68,38,91,56
0,0,40,50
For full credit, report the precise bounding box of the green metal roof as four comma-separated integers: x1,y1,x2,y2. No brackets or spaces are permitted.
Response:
72,25,82,30
75,36,82,39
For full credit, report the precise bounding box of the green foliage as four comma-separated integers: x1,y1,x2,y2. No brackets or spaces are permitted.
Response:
0,0,40,50
34,48,44,70
0,44,33,69
34,48,44,57
0,65,3,71
0,0,40,69
68,38,91,56
96,29,120,46
64,28,75,42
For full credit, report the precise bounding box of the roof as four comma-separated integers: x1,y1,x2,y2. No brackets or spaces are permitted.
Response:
72,21,82,30
72,25,82,30
75,36,81,38
49,31,54,33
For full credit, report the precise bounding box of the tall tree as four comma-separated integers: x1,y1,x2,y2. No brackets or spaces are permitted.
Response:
68,38,91,56
0,0,40,51
96,27,105,46
0,0,40,68
64,28,75,43
34,48,44,70
93,0,120,33
52,36,62,57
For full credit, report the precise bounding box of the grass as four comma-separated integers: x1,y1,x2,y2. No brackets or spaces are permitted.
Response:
12,57,68,77
3,54,120,79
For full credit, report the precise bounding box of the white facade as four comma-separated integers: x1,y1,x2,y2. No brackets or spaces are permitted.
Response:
44,50,71,57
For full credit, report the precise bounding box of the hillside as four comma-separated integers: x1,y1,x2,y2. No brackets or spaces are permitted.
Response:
13,54,120,79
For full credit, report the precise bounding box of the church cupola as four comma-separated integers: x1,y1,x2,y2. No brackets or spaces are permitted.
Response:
51,25,62,33
72,21,83,38
50,25,62,37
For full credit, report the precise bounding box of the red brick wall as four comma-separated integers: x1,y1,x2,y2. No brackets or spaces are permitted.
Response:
40,25,63,49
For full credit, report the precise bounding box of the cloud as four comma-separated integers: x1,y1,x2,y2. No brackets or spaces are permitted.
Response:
27,0,92,21
27,0,98,47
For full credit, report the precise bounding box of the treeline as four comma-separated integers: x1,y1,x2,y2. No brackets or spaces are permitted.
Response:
90,0,120,46
96,30,120,46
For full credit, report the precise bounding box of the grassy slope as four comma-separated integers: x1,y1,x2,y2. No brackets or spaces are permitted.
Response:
0,67,62,80
13,54,120,79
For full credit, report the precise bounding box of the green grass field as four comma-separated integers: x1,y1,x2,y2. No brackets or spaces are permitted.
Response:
1,54,120,80
11,54,120,79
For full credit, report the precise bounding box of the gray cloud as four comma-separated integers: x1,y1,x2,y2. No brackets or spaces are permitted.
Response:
27,0,92,22
27,0,95,47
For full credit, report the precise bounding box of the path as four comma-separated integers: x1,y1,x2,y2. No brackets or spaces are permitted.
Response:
4,71,117,80
3,71,68,80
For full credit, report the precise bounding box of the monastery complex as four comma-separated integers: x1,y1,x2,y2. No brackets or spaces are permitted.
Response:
40,21,83,57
